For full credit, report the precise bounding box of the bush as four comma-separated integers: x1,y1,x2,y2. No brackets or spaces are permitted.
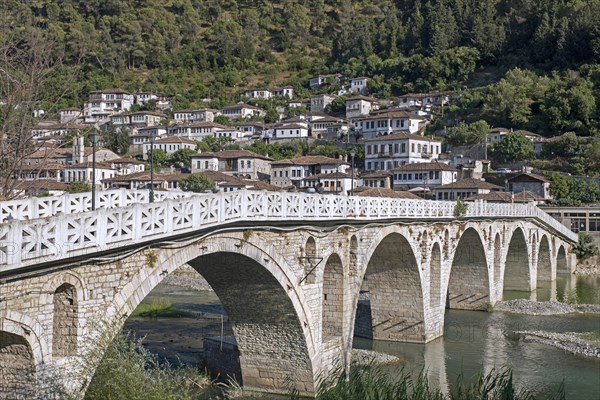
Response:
573,233,598,260
454,199,469,218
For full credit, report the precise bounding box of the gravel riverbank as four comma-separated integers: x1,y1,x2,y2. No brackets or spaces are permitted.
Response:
575,263,600,276
514,330,600,359
494,299,600,315
351,349,400,366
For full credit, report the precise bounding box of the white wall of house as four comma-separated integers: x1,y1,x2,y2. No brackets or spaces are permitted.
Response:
274,126,309,139
142,141,196,159
364,139,442,171
393,169,456,188
65,167,116,185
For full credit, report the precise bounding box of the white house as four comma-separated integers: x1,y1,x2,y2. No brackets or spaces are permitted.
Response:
350,77,368,95
31,121,85,140
273,86,294,98
109,158,146,176
167,122,227,140
356,110,425,138
84,89,134,120
363,132,442,171
110,111,165,129
244,89,273,99
236,123,264,138
310,94,336,113
172,109,219,124
392,161,458,189
310,116,345,139
221,103,266,119
304,171,354,195
142,136,197,159
213,128,245,141
309,75,328,89
398,92,450,109
59,108,82,124
270,155,348,189
191,150,273,180
64,162,117,185
273,123,310,140
346,96,379,120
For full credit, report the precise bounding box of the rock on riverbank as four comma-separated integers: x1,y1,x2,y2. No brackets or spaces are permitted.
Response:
575,263,600,276
494,299,600,315
351,349,400,366
514,330,600,358
162,265,214,291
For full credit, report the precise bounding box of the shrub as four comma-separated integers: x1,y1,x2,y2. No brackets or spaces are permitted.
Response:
454,199,469,218
573,233,598,260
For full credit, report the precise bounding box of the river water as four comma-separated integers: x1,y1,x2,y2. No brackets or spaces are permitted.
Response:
123,275,600,399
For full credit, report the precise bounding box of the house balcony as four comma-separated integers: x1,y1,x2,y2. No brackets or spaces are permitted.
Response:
421,152,431,158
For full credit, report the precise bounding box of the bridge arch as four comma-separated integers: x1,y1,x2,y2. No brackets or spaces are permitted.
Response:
537,235,552,283
52,283,78,358
556,245,569,273
105,235,319,395
0,312,49,398
503,227,532,292
357,228,426,342
430,242,442,308
302,236,318,284
322,253,344,341
447,227,490,310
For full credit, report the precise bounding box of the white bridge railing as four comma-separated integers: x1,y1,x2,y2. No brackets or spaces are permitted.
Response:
0,189,577,273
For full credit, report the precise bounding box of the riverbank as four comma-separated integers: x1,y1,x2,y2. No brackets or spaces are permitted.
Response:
575,263,600,276
494,299,600,315
514,330,600,359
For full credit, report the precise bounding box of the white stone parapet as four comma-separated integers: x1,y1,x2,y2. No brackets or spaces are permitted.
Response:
0,190,577,272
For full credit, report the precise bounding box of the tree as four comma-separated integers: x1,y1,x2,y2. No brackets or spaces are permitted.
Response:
573,233,598,260
0,28,74,198
147,149,170,170
445,120,490,147
169,148,197,168
67,182,91,194
483,69,542,127
488,133,534,163
179,173,215,192
103,126,131,156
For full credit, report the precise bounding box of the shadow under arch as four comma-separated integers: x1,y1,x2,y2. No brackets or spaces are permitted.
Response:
503,227,531,293
430,242,442,308
556,245,569,274
359,232,425,342
184,251,315,394
537,235,552,283
322,253,344,341
0,331,37,399
447,227,489,310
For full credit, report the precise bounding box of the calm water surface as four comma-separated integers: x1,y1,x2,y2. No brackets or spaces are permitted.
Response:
124,277,600,399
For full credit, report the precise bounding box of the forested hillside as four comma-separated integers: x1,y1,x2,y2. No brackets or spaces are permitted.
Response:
4,0,600,109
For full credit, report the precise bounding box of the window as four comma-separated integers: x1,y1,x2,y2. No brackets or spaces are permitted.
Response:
401,143,406,153
367,145,372,155
411,143,415,152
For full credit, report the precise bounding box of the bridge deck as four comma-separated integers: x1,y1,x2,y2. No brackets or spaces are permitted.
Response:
0,189,577,275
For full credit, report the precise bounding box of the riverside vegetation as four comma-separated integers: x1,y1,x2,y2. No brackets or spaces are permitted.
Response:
75,333,568,400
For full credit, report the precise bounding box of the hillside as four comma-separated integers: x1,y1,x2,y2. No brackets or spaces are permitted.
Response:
4,0,600,110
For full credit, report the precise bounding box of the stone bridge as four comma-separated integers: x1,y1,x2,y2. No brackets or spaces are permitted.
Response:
0,189,577,398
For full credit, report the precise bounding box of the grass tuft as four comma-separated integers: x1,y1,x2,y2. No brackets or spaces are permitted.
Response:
130,298,194,319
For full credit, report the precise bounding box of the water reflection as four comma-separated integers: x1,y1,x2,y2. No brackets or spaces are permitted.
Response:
504,273,600,304
356,310,600,400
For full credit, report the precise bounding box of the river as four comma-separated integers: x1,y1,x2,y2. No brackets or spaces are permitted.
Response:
123,275,600,399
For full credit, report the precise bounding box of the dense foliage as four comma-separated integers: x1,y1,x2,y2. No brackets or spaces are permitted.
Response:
5,0,600,110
